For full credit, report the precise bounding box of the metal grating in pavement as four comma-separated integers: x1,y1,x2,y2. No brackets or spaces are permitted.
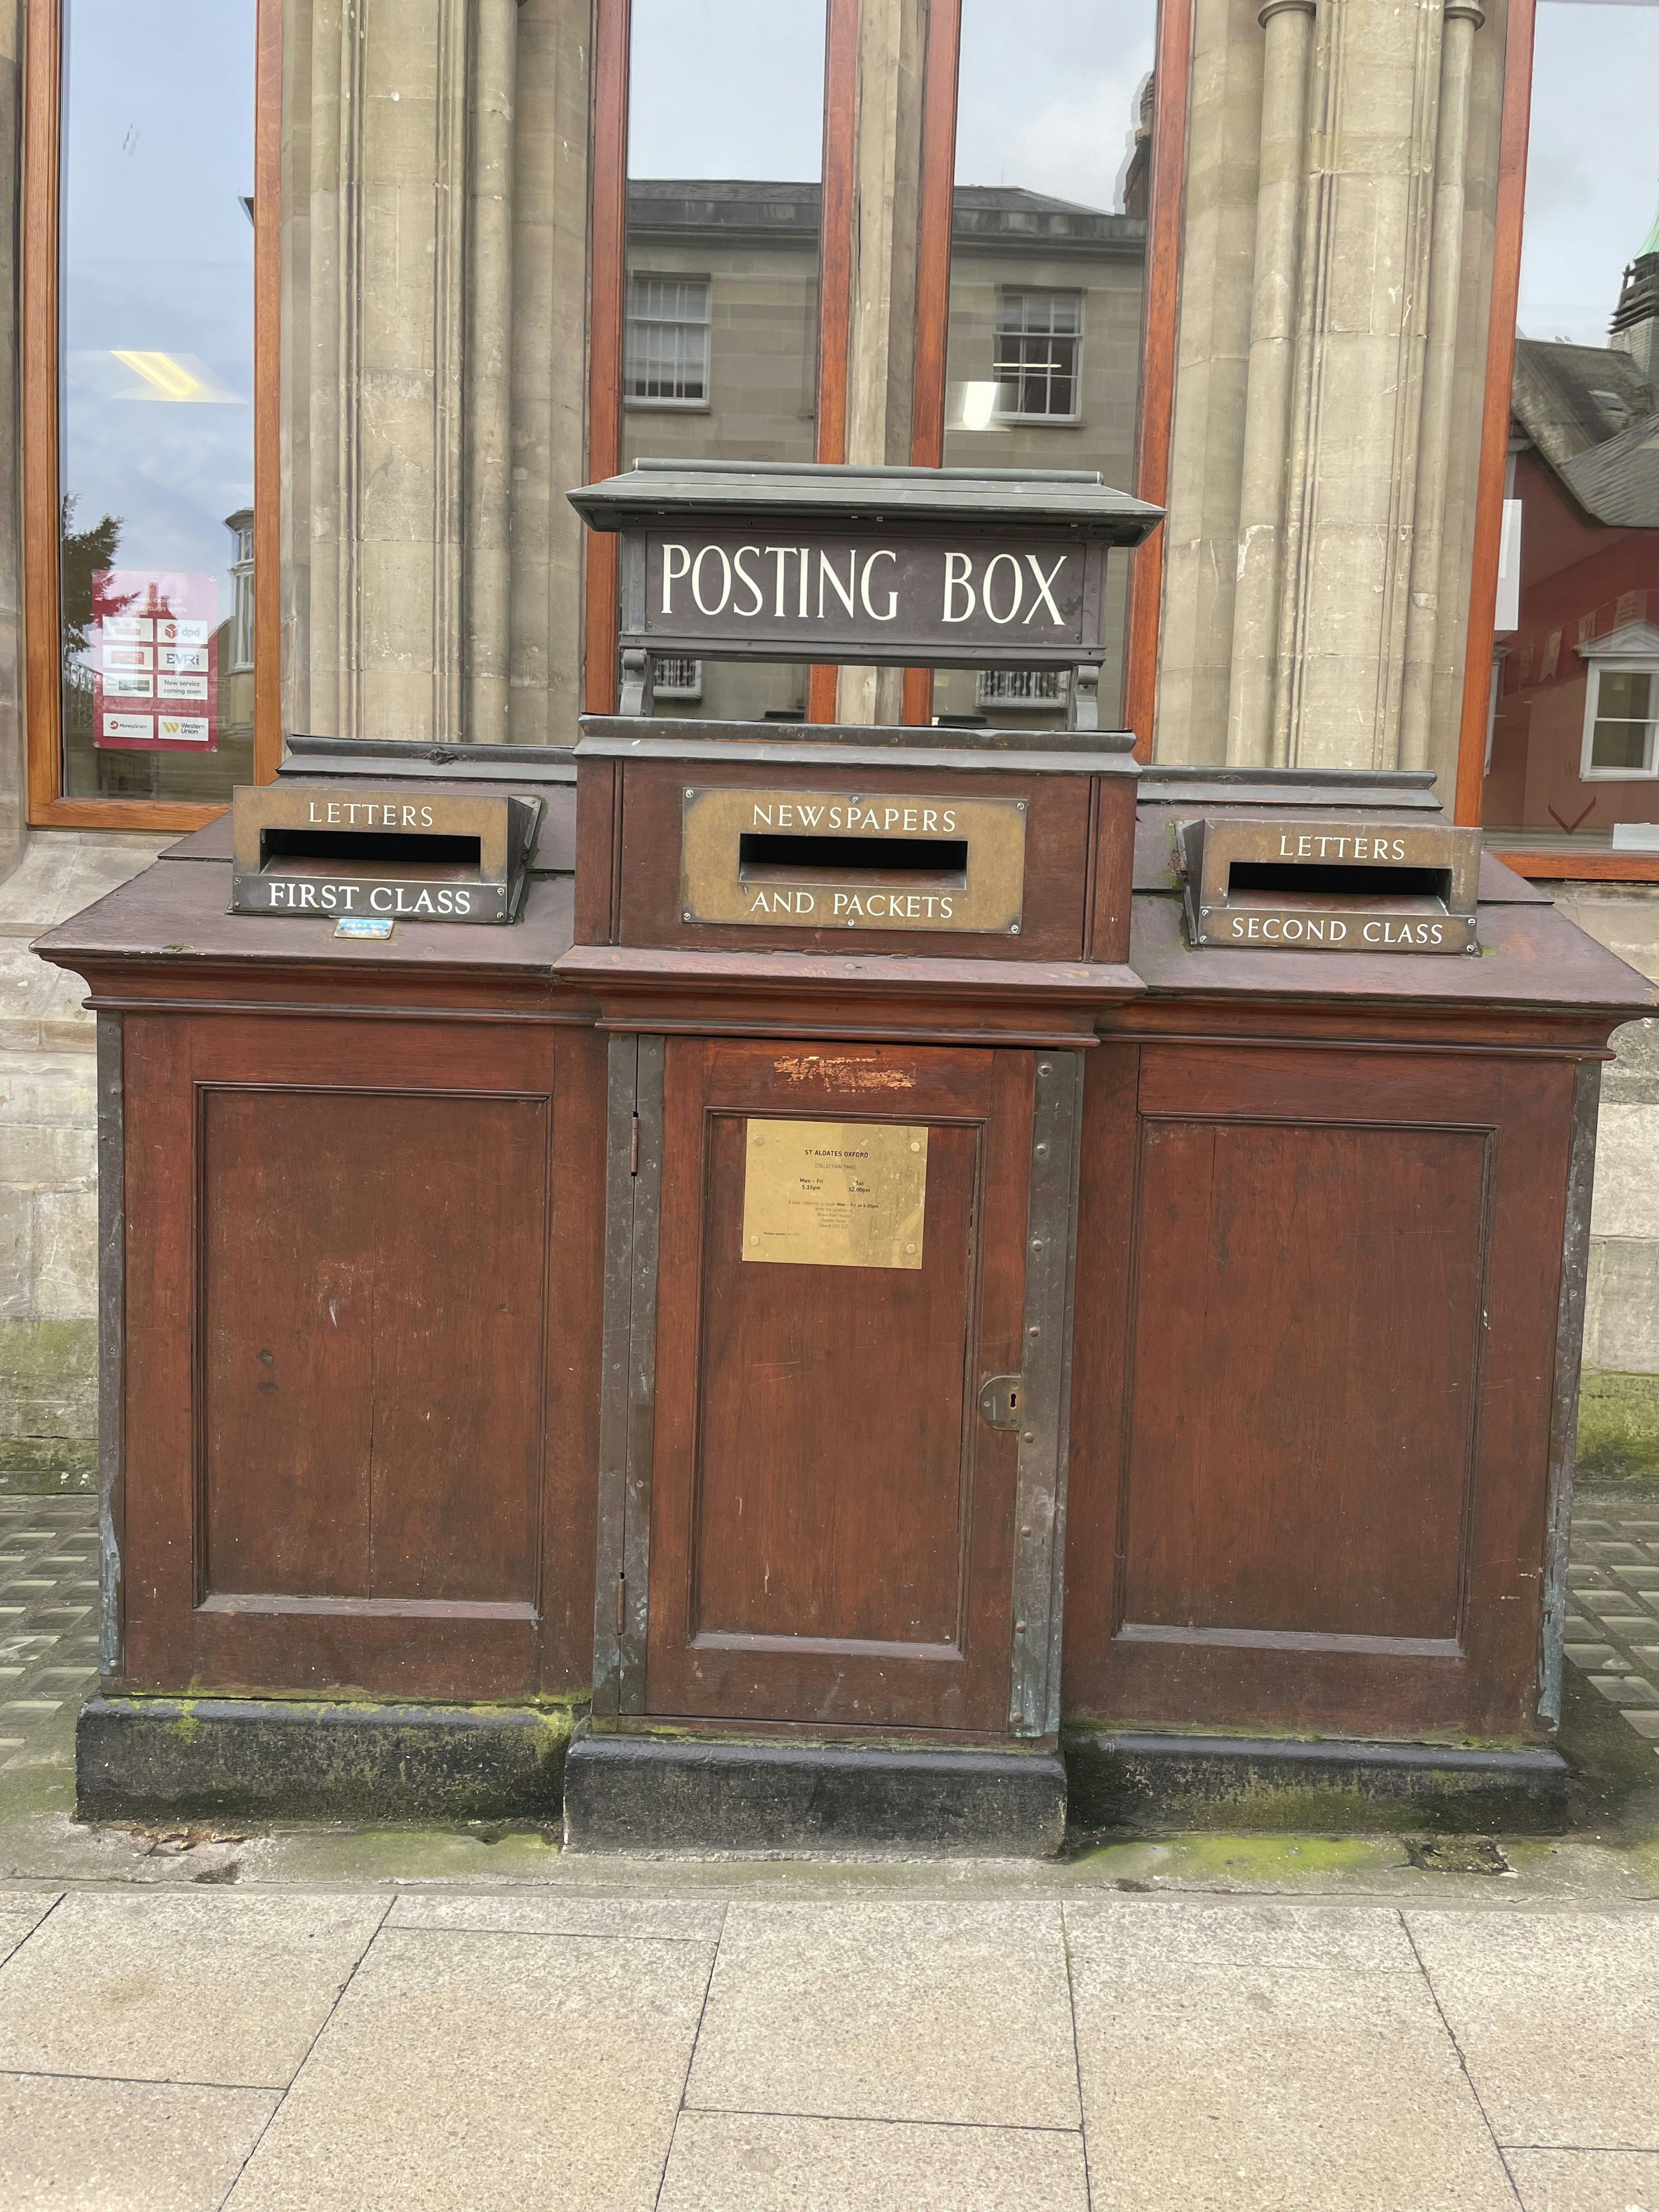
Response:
0,1499,99,1771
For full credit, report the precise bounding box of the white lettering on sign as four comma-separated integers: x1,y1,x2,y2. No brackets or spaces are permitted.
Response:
306,801,437,828
657,541,1074,631
742,885,960,922
748,799,959,835
266,879,474,916
1023,555,1067,624
692,543,731,614
1229,913,1350,944
1363,919,1446,945
942,551,975,623
819,549,857,620
861,550,897,620
1277,831,1410,861
732,547,764,617
983,552,1022,624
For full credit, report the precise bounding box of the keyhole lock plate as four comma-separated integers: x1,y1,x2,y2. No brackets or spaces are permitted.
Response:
978,1375,1024,1432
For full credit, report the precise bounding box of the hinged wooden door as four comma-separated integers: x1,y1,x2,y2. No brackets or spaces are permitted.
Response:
591,1034,1082,1738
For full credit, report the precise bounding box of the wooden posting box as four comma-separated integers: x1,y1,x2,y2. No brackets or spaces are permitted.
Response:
1063,768,1655,1753
561,462,1161,1751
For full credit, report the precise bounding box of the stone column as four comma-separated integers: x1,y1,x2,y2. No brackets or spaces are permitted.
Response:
1149,0,1265,764
464,0,518,747
1398,0,1484,771
835,0,926,729
284,0,530,746
505,0,591,748
1269,0,1452,769
0,0,22,876
1224,0,1316,767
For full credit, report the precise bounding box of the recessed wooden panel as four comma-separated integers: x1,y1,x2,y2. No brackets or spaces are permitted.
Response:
695,1112,976,1647
1123,1118,1489,1642
645,1037,1032,1731
203,1088,548,1606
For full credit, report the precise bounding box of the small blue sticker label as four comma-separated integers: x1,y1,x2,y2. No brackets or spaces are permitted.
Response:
334,915,395,940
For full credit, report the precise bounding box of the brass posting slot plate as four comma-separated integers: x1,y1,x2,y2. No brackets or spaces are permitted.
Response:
680,785,1027,934
229,783,543,925
1176,816,1482,954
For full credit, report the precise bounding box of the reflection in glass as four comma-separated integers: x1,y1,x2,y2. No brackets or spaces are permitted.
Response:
59,0,256,802
938,0,1155,730
1481,0,1659,850
626,0,826,720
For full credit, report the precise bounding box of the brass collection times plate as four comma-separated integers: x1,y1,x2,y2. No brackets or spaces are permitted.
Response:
681,786,1026,934
741,1120,928,1270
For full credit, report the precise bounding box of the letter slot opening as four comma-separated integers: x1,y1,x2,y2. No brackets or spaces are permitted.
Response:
260,827,484,882
738,830,970,890
1227,860,1452,902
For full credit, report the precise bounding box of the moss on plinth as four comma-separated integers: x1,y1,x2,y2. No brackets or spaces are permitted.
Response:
1576,1372,1659,1486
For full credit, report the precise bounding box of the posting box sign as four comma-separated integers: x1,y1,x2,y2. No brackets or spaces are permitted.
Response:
620,526,1110,670
680,785,1028,934
1177,817,1482,953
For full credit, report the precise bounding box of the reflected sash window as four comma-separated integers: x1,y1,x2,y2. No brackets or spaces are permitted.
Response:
1480,0,1659,853
937,0,1157,731
623,0,826,722
625,276,712,405
993,291,1083,421
1582,653,1659,777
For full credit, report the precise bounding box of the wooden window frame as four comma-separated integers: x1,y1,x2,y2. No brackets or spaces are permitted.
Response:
22,0,282,831
1453,0,1659,882
586,0,1191,748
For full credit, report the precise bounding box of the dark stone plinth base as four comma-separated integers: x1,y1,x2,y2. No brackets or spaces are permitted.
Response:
76,1696,575,1825
1065,1729,1571,1837
562,1731,1069,1855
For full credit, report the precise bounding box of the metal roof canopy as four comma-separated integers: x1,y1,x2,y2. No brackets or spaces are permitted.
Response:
568,459,1165,545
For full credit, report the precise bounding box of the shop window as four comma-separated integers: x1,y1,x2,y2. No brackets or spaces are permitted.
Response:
589,0,1182,738
992,292,1083,421
624,276,712,406
935,0,1158,732
1475,0,1659,865
617,0,825,722
23,0,275,826
22,0,273,827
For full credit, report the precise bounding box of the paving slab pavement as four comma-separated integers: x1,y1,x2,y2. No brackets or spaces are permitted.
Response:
4,1489,1659,2207
1,1884,1656,2210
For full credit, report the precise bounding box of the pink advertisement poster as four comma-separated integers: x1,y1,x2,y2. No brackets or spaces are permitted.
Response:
92,569,218,751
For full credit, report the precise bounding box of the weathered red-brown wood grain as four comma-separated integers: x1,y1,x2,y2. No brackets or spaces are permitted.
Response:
644,1036,1030,1732
1064,1036,1577,1740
